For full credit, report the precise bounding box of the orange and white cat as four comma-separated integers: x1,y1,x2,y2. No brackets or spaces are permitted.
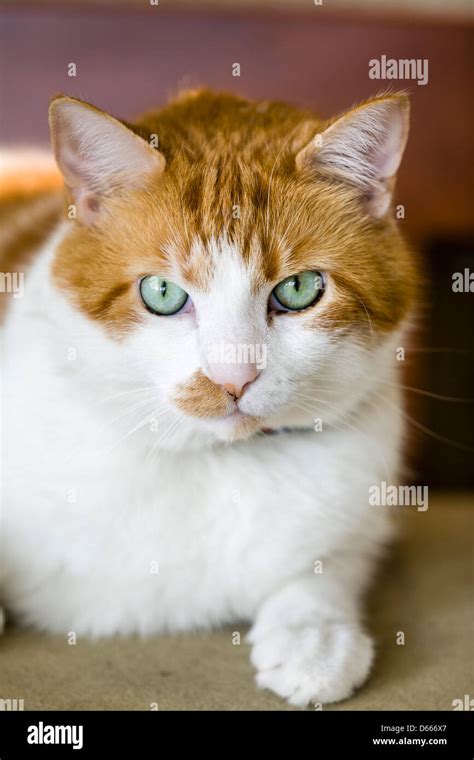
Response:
0,90,416,706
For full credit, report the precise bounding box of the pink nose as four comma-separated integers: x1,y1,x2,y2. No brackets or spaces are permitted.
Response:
208,364,260,401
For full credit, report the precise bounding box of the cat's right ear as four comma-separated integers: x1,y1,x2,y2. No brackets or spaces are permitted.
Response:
295,94,409,218
49,96,165,224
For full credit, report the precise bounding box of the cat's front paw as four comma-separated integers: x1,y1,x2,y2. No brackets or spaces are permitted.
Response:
249,621,374,707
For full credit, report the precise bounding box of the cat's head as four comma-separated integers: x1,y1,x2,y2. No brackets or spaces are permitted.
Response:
49,89,415,446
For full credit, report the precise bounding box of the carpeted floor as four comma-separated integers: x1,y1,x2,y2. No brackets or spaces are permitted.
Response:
1,493,472,710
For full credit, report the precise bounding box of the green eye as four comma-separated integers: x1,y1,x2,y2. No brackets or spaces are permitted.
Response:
271,271,324,311
140,276,189,316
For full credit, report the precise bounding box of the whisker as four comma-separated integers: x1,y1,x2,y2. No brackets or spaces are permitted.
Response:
105,405,170,454
381,380,474,404
352,292,375,346
372,388,474,454
98,395,164,432
96,385,158,405
290,399,392,482
146,416,184,461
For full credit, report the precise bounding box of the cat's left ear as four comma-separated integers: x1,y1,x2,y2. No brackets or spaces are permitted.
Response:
49,96,165,224
296,94,409,218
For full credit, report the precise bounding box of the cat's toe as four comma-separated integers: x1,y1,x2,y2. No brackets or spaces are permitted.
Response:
250,621,374,707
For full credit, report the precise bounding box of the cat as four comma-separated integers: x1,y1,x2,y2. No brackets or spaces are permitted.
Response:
0,89,416,707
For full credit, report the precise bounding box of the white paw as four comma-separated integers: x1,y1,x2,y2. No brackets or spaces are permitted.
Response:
249,621,374,707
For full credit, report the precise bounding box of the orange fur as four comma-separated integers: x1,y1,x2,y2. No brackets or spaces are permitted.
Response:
174,369,234,418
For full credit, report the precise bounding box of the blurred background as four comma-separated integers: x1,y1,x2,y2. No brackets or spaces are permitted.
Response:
1,0,473,488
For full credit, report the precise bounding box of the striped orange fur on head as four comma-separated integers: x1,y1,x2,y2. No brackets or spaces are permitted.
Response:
49,89,415,342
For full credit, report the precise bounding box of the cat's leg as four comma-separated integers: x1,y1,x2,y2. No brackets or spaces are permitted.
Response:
248,553,377,706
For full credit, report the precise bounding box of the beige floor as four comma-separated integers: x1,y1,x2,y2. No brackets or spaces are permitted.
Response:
1,493,472,710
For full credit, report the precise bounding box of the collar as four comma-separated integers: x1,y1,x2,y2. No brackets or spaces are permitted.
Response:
259,426,313,436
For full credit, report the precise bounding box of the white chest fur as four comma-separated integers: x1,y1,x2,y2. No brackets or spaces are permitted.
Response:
1,238,399,639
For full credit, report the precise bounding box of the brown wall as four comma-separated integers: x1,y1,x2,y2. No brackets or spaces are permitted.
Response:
1,6,472,242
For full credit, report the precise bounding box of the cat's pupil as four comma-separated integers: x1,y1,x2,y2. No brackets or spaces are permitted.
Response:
293,276,300,292
160,281,167,297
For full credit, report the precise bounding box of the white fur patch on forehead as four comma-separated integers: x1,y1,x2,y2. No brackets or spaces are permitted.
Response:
171,233,264,294
175,235,270,364
204,235,254,297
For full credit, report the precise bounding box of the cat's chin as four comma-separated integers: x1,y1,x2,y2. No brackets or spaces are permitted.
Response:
205,411,263,442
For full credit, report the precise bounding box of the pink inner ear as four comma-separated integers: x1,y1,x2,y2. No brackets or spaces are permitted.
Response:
57,148,101,222
51,99,167,217
84,195,100,214
70,187,101,225
375,111,406,180
297,99,409,219
57,144,91,193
